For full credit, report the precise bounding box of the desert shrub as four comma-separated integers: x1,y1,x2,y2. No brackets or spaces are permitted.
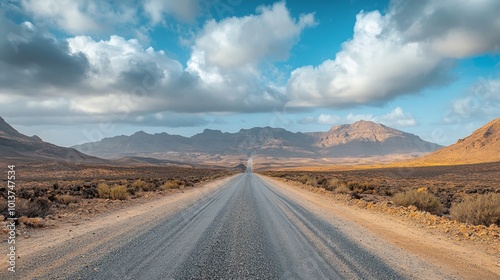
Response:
450,193,500,226
57,194,80,205
109,185,129,200
298,175,310,184
392,189,443,215
97,183,110,198
306,176,318,187
132,179,153,192
328,178,340,186
334,184,351,194
17,198,52,218
161,180,180,190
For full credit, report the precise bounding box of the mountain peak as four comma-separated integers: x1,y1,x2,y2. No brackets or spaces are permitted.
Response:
314,120,437,155
350,120,383,129
132,131,149,136
202,128,223,134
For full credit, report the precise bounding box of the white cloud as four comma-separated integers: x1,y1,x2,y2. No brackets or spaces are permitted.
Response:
391,0,500,58
143,0,200,23
67,35,183,91
20,0,137,34
188,2,315,71
318,114,341,125
374,107,417,127
346,113,375,123
286,0,500,109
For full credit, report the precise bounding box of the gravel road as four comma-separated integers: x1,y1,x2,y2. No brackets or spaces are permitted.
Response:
5,172,461,279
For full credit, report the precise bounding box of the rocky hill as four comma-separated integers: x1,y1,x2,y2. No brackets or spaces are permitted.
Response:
412,118,500,165
0,116,102,163
308,120,441,157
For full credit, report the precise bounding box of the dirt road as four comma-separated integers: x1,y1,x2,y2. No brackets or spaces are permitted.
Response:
2,172,497,279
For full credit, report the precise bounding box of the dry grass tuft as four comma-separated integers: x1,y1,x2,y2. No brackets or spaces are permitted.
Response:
393,189,443,215
132,179,153,192
161,180,181,190
57,194,80,205
110,185,129,200
97,183,110,198
334,183,351,194
450,193,500,226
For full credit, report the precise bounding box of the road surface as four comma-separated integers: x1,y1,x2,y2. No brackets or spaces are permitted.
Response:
72,172,404,279
6,171,466,279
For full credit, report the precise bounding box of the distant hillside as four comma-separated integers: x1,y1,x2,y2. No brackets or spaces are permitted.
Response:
411,118,500,165
0,116,103,163
307,120,441,157
73,120,442,160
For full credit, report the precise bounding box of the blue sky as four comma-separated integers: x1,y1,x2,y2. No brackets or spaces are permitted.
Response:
0,0,499,147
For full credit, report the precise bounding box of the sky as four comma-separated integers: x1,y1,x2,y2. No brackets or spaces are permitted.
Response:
0,0,499,147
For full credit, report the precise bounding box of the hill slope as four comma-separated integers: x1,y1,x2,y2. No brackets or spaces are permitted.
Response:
412,118,500,165
0,116,102,163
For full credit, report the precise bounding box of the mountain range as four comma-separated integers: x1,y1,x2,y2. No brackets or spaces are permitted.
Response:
2,115,499,167
72,120,442,160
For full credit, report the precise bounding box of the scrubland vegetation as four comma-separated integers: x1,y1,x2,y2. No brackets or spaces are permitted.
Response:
0,163,234,223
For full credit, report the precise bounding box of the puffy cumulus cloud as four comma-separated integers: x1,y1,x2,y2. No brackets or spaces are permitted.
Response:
287,0,500,108
189,1,315,71
301,107,416,127
20,0,137,34
67,35,183,93
179,1,315,112
143,0,200,23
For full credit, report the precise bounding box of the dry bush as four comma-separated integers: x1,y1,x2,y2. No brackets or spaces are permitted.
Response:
161,180,180,190
57,194,80,205
392,189,443,215
326,178,339,187
16,198,52,218
97,183,110,198
298,175,310,184
132,179,153,192
110,185,129,200
450,193,500,226
306,176,318,187
334,184,351,194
